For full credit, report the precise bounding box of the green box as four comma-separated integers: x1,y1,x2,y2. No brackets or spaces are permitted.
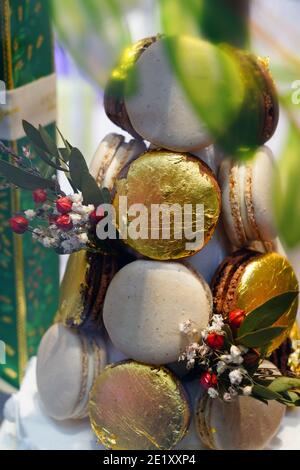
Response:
0,0,59,389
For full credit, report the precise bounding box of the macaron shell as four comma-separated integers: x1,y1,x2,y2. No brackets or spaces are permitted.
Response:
36,323,84,420
196,395,285,450
89,361,191,450
125,38,211,152
250,146,276,241
89,133,124,184
113,150,221,260
102,138,146,190
219,146,277,248
234,252,299,352
103,260,212,364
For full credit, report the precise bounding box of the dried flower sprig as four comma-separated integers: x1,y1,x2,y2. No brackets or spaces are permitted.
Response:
179,292,300,406
0,121,111,255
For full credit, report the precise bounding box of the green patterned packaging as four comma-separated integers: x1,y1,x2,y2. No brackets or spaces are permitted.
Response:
0,0,59,389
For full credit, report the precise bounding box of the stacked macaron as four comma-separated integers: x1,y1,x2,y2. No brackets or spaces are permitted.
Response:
35,33,298,451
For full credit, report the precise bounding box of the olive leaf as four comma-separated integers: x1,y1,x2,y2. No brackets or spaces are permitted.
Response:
236,326,287,348
0,159,56,191
23,120,49,153
252,383,284,402
238,291,298,337
23,121,67,172
69,148,109,206
268,377,300,394
39,125,60,160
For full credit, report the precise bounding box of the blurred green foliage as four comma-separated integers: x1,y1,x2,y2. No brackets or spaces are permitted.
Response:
49,0,300,248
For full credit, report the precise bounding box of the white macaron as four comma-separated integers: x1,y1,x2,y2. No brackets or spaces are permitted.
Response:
36,323,107,421
219,146,277,249
103,260,212,365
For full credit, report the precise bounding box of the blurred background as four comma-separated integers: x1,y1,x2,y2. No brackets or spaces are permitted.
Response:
1,0,300,428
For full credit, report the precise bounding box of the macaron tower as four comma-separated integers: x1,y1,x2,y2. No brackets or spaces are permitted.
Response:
31,32,300,452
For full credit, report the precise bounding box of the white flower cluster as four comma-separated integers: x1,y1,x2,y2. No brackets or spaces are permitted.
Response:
178,314,254,402
201,314,224,340
29,193,95,254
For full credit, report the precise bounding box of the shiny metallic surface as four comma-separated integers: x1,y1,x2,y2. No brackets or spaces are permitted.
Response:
89,361,190,450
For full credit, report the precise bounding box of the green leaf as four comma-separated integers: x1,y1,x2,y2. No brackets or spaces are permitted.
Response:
268,377,300,394
69,148,90,190
22,120,48,152
0,159,56,191
39,125,59,159
81,173,107,206
223,324,234,347
59,148,71,163
56,127,72,152
238,291,298,336
236,326,287,348
252,383,283,401
34,147,67,172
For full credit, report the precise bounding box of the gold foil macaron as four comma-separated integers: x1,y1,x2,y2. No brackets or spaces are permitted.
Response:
212,250,299,354
55,250,119,329
89,361,191,450
112,150,221,260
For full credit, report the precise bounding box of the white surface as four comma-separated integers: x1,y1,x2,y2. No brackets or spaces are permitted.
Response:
0,358,300,450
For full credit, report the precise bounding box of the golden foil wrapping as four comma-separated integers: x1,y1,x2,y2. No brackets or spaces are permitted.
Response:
113,151,221,260
55,251,89,327
288,322,300,376
235,252,299,353
89,361,190,450
55,251,117,329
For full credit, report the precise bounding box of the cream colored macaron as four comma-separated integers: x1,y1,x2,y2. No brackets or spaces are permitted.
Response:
219,146,277,249
36,323,107,421
89,133,146,190
103,260,212,365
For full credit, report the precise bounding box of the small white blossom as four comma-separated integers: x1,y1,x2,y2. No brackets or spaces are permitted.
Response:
179,320,192,335
208,388,219,398
217,361,227,375
78,233,89,245
229,369,243,386
198,344,210,357
70,193,83,203
220,354,233,364
210,314,224,331
72,202,94,216
223,392,233,402
42,204,51,211
24,209,36,220
32,228,43,240
42,237,56,248
229,345,244,365
243,385,253,396
69,212,83,225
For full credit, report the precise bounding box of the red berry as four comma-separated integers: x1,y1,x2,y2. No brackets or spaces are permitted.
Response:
243,349,260,367
56,197,73,214
200,371,218,390
206,332,225,350
56,214,73,231
229,309,246,332
33,188,47,204
89,206,105,224
9,216,29,234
